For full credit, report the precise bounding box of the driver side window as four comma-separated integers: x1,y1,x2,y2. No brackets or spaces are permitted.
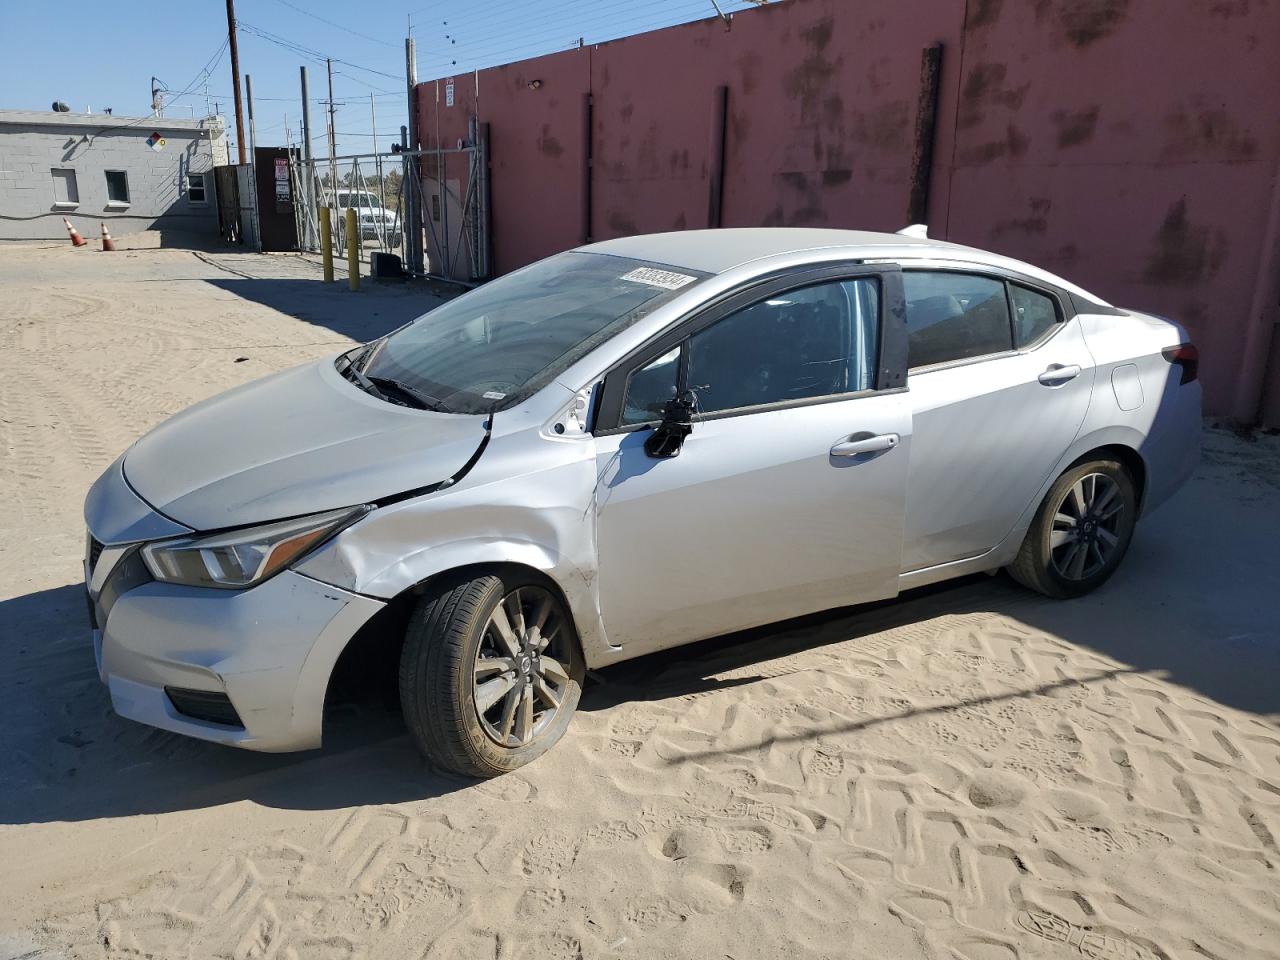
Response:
620,277,880,424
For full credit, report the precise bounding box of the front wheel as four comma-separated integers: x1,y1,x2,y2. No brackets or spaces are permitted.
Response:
399,571,584,777
1007,459,1138,598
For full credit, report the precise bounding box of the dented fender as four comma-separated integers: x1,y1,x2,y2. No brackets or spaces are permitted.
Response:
293,419,617,667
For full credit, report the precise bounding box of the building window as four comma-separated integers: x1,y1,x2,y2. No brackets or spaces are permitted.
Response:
187,172,207,203
51,168,79,206
105,170,130,205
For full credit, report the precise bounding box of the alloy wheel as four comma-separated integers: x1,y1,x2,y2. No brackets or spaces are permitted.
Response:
472,586,572,747
1049,472,1126,581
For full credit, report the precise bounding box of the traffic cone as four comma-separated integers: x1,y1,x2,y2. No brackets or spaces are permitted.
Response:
63,217,87,247
100,222,117,252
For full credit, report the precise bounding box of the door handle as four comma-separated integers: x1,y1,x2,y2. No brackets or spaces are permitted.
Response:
1038,363,1081,385
830,432,900,457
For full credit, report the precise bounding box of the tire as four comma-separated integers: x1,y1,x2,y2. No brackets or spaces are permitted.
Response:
1007,458,1138,599
398,570,585,777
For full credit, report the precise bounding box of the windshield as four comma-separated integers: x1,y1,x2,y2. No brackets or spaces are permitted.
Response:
354,252,707,414
337,192,376,208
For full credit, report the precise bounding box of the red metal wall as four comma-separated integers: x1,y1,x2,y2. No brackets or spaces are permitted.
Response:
417,0,1280,425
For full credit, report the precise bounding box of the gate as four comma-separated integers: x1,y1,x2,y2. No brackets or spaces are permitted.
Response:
289,124,489,283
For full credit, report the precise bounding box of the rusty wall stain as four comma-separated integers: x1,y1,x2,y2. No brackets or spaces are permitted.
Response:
959,63,1029,129
1051,106,1100,148
993,196,1052,236
968,0,1005,29
607,210,637,235
538,124,564,159
1161,107,1259,162
1143,197,1229,286
958,124,1031,164
850,101,911,150
1038,0,1133,48
784,17,841,126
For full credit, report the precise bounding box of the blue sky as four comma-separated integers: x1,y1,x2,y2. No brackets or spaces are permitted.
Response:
1,0,765,156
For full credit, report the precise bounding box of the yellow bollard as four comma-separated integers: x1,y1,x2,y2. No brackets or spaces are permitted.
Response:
345,207,359,292
319,205,334,283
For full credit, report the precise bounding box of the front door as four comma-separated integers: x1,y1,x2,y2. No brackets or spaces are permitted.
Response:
590,269,911,658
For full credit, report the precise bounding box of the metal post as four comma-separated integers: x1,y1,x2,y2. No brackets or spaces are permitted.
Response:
400,125,411,262
319,205,333,282
346,207,360,291
225,0,246,164
245,74,257,157
707,86,729,229
907,43,944,228
300,65,315,249
405,37,421,275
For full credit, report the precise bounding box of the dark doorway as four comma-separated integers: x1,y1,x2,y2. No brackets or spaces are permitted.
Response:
253,146,300,253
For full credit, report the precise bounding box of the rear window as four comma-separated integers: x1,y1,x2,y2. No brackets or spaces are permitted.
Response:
902,272,1012,369
359,252,707,414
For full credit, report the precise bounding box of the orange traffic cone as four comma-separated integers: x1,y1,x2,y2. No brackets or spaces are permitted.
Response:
63,217,87,247
100,222,116,252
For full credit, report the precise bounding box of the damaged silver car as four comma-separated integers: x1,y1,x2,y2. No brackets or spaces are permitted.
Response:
84,228,1200,776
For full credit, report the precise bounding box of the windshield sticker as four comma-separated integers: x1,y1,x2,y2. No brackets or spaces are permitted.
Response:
482,390,507,400
620,267,696,290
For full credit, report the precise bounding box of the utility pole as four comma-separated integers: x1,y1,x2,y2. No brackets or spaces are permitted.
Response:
326,58,338,196
370,93,378,156
300,66,315,248
226,0,247,164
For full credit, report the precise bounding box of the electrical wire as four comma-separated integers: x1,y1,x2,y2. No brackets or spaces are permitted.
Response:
265,0,400,49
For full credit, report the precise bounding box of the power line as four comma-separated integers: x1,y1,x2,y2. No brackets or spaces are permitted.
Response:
265,0,400,49
239,20,407,82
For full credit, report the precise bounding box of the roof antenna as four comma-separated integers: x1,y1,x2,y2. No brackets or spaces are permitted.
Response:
897,224,928,239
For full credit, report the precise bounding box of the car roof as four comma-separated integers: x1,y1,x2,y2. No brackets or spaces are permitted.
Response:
577,228,1106,304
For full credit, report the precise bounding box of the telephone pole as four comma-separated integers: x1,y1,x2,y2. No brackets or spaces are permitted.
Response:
225,0,247,164
300,66,315,248
326,58,338,192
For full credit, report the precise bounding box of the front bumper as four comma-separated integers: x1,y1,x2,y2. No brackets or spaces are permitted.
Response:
94,569,385,752
85,457,386,752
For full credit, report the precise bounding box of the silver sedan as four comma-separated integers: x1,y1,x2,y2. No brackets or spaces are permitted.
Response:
83,228,1201,776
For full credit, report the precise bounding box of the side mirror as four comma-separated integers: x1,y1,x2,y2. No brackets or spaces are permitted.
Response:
644,390,697,459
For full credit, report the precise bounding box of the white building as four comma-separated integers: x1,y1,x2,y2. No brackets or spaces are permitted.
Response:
0,110,228,240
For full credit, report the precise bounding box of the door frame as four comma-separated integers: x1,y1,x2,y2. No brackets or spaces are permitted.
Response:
591,262,909,435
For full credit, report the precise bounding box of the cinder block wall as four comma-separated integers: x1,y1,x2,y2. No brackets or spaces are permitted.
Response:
0,111,223,240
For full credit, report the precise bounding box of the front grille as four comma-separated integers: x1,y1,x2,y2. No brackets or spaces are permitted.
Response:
88,536,104,575
165,687,244,728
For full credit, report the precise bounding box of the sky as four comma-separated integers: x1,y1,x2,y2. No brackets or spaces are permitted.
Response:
0,0,767,157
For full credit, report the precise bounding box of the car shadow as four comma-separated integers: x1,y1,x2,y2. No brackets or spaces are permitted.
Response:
2,470,1275,825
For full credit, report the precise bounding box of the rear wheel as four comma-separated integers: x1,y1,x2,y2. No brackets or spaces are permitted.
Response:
399,571,584,777
1008,458,1137,598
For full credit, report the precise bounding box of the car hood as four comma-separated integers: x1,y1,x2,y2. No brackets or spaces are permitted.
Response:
123,358,488,531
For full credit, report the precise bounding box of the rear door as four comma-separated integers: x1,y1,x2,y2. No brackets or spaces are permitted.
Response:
899,268,1095,571
590,266,912,659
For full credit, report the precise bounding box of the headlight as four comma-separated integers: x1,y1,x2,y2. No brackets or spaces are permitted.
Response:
141,505,370,589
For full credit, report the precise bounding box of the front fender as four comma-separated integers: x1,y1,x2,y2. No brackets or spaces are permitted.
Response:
294,431,617,667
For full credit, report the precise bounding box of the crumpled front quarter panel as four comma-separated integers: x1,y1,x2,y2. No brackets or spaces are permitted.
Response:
294,426,613,663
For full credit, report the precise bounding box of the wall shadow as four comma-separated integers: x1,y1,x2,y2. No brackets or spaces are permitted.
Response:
203,277,438,343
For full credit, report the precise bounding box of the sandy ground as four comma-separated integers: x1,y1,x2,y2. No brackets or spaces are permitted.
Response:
1,241,1278,960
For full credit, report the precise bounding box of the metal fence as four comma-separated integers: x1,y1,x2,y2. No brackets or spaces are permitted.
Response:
288,127,489,284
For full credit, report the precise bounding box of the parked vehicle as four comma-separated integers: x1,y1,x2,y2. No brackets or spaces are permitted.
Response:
84,228,1200,776
333,189,401,246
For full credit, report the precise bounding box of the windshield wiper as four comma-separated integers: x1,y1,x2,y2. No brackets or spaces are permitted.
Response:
366,375,451,412
338,359,394,402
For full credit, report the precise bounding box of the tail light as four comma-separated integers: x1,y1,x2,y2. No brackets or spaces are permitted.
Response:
1162,342,1199,385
